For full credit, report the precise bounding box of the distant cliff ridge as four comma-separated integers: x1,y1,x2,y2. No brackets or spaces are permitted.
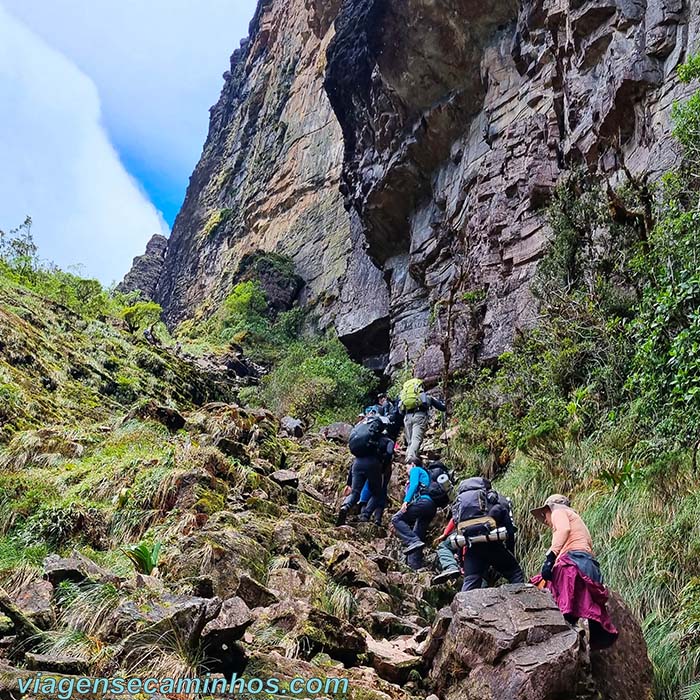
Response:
117,233,168,299
122,0,697,378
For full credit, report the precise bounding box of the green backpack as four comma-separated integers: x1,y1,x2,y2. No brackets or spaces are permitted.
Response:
399,378,425,412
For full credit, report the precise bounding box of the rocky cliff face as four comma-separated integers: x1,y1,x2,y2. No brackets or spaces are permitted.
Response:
117,233,167,299
152,0,389,368
146,0,698,377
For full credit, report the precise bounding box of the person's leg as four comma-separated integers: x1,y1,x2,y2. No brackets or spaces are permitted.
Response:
391,504,420,546
360,465,382,521
436,540,460,572
372,466,392,524
338,463,368,524
412,499,437,542
409,412,429,460
359,479,371,506
406,499,436,569
341,462,368,509
488,544,525,584
461,544,488,591
403,415,416,462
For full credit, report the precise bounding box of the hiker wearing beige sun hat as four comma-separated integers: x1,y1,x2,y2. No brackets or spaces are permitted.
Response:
530,494,571,524
530,493,619,649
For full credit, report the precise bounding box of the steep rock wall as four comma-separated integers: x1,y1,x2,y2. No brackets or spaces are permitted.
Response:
326,0,697,378
155,0,390,366
148,0,699,377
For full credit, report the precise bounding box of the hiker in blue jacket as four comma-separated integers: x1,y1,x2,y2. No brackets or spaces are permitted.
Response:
391,458,438,570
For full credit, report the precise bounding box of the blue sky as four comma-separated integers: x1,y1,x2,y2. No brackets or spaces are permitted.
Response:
0,0,257,283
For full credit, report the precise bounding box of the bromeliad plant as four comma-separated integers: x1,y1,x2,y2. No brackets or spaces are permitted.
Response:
122,541,162,576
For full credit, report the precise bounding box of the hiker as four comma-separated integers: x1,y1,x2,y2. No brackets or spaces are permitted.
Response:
337,416,394,526
398,378,446,462
531,495,618,649
377,393,392,416
364,393,391,417
390,459,450,570
382,397,404,442
432,477,524,590
357,454,392,525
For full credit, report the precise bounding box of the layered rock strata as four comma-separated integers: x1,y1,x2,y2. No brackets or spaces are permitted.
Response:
137,0,698,376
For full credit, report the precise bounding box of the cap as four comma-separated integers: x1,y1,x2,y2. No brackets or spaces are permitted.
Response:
530,494,571,523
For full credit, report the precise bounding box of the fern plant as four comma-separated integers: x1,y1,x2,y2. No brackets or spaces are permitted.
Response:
122,541,161,575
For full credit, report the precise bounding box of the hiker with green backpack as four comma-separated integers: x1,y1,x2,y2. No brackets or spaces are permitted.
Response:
398,378,446,463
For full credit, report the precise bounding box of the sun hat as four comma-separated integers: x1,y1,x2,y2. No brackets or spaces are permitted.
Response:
530,494,571,523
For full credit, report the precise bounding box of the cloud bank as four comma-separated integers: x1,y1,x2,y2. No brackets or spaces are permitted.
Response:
3,0,258,224
0,4,168,284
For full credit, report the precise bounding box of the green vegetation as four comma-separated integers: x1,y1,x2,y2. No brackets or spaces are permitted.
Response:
453,54,700,699
177,279,302,359
122,541,162,575
120,301,163,334
202,208,233,238
177,273,375,425
252,336,378,425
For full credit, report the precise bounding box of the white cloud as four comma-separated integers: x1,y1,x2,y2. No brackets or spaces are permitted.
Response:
2,0,258,200
0,4,168,284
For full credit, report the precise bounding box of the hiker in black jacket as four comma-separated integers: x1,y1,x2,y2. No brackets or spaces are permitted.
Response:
337,422,394,526
431,477,524,590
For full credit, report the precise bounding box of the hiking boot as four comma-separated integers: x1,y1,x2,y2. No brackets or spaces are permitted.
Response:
336,507,349,526
358,515,370,523
404,540,425,555
432,569,461,586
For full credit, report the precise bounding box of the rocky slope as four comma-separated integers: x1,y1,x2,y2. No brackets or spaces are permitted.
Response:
0,268,657,699
131,0,698,377
0,397,653,700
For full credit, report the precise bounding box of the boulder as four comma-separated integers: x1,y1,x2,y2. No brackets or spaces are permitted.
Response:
590,592,654,700
430,585,582,700
216,438,251,463
103,594,221,656
24,652,88,675
368,611,422,638
125,401,185,433
249,600,366,664
159,523,269,599
355,587,394,620
322,543,388,590
417,605,453,662
43,551,120,586
245,650,408,700
267,568,320,601
11,580,54,630
202,596,252,648
363,631,423,685
235,574,279,609
270,469,300,488
280,417,305,438
321,423,353,443
131,573,165,592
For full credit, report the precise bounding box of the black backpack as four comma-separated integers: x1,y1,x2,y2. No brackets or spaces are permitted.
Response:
348,418,384,458
452,477,500,537
419,462,452,507
384,404,403,441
